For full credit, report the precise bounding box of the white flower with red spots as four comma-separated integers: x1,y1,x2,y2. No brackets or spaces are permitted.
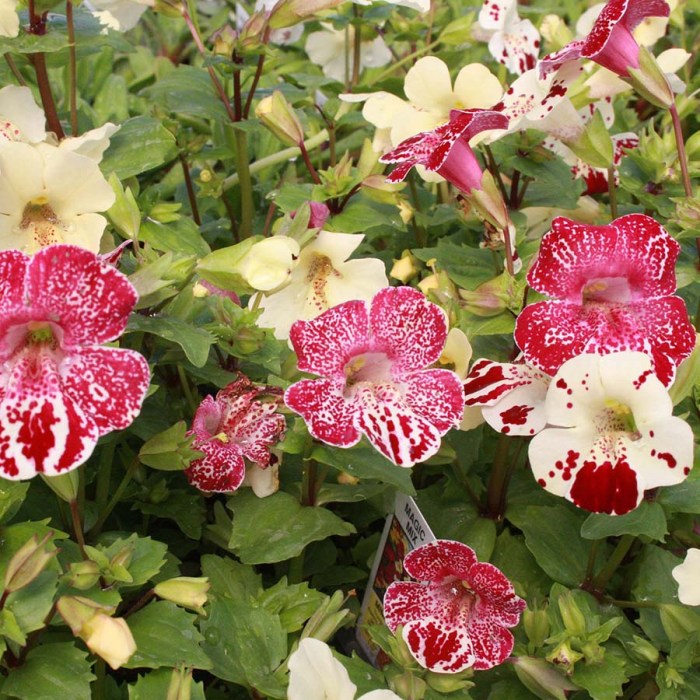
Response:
476,0,540,75
0,245,150,480
672,549,700,606
383,539,526,673
514,214,696,387
253,231,388,340
463,359,550,436
0,142,115,254
284,287,464,467
185,375,286,493
529,352,693,515
539,0,670,79
380,109,508,195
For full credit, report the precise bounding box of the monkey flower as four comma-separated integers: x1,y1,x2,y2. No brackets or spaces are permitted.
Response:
284,287,464,467
383,539,526,673
0,245,150,480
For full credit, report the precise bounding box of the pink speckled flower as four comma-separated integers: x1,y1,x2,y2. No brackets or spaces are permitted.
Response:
539,0,670,79
463,358,549,436
514,214,695,387
0,245,150,480
529,352,693,515
284,287,464,467
383,540,525,673
186,375,286,493
379,109,508,195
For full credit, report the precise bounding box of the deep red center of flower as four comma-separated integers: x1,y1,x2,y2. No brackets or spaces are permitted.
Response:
343,352,393,392
436,575,478,619
581,276,632,304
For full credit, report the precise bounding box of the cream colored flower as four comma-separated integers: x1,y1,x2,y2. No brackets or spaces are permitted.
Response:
0,0,18,37
85,0,154,31
672,548,700,606
240,236,301,291
0,86,46,144
83,614,137,669
242,461,280,497
253,231,387,340
305,23,391,83
0,142,115,254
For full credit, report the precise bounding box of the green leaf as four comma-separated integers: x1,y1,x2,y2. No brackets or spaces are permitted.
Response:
127,314,215,367
106,535,168,587
414,240,496,289
328,200,399,234
0,480,29,524
572,648,628,700
581,501,668,541
101,116,178,179
200,598,287,698
201,554,262,602
135,491,206,540
138,421,199,471
519,505,596,587
196,239,257,292
315,482,389,506
311,444,415,495
138,218,211,258
1,643,95,700
227,491,356,565
125,601,212,670
128,668,206,700
490,530,552,600
257,578,326,632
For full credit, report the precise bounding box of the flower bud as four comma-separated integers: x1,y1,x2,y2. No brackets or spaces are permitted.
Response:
546,640,584,675
242,463,280,498
627,634,660,665
83,614,137,669
425,669,474,693
660,603,700,643
511,656,579,700
212,25,237,57
627,46,675,109
107,173,141,239
41,471,79,503
390,251,420,283
167,666,193,700
523,607,550,649
154,577,210,615
66,560,102,591
3,533,56,594
149,201,182,224
388,670,426,699
579,639,604,665
557,590,587,638
239,236,300,291
468,170,509,231
539,15,574,50
256,91,304,147
301,589,353,642
268,0,345,30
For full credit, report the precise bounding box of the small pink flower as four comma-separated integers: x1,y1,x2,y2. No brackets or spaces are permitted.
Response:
540,0,670,79
383,539,526,673
284,287,464,467
379,109,509,195
0,245,150,480
186,375,286,493
529,352,693,515
463,358,549,436
514,214,695,387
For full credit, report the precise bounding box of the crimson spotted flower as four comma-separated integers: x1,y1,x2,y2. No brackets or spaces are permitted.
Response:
529,352,693,515
514,214,695,387
539,0,670,79
185,375,286,493
284,286,464,467
379,109,508,195
0,245,150,480
383,540,525,673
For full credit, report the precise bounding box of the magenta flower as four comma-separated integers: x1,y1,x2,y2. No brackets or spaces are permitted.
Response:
540,0,670,79
0,245,150,480
284,287,464,467
514,214,695,387
383,540,526,673
379,109,509,195
186,375,286,493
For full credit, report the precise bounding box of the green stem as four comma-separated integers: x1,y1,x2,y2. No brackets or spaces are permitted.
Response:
243,52,266,119
351,6,362,88
607,165,618,219
69,499,88,559
92,457,140,533
4,54,26,86
234,129,254,239
223,129,329,190
582,540,600,589
177,364,198,414
92,658,106,700
589,535,635,593
366,40,440,87
66,0,78,135
670,102,692,197
179,153,201,225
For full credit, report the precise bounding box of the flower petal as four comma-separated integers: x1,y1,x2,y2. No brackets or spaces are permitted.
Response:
469,562,526,626
285,378,361,448
468,621,515,670
403,539,478,581
369,287,447,372
402,617,476,673
403,57,456,114
185,439,246,493
383,580,439,631
539,39,585,78
62,346,150,435
27,245,138,345
453,63,504,108
403,368,464,434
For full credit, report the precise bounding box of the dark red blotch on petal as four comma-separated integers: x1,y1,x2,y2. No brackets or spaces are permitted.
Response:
569,458,639,514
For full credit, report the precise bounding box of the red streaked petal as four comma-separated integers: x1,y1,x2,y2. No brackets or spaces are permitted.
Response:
383,580,438,632
404,369,464,434
385,161,415,183
185,439,246,493
284,378,361,448
354,384,442,467
26,245,138,345
469,562,526,626
403,540,477,582
369,287,447,372
468,621,515,670
289,300,369,378
539,40,585,78
403,618,476,673
62,346,150,435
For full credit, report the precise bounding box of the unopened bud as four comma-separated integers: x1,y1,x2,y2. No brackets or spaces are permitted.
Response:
459,273,514,317
240,236,300,291
256,91,304,147
511,656,579,700
425,669,474,693
660,603,700,642
41,471,79,503
523,607,550,649
167,666,193,700
627,46,675,109
388,670,426,700
3,533,56,594
627,634,659,665
154,577,210,614
301,589,353,642
107,173,141,239
149,201,182,224
545,640,584,675
268,0,345,30
212,25,237,57
390,251,420,283
557,590,587,637
83,613,136,669
66,560,102,590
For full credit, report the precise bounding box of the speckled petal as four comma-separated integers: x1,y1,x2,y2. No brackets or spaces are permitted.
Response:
468,621,516,670
469,562,526,626
488,18,540,74
26,245,138,345
403,540,478,581
0,346,98,480
369,287,447,372
383,580,441,631
539,39,585,78
404,369,464,434
285,378,361,448
61,346,150,435
185,439,246,493
403,617,476,673
354,384,442,467
289,300,369,378
0,249,30,354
